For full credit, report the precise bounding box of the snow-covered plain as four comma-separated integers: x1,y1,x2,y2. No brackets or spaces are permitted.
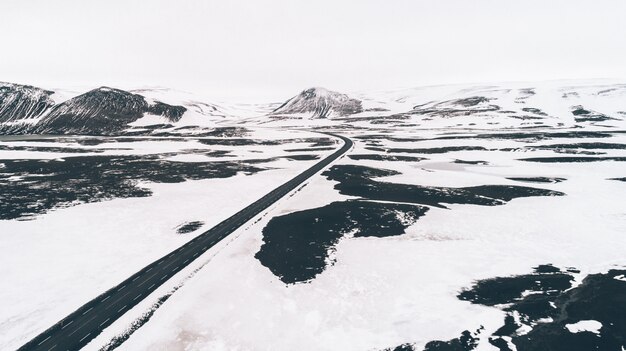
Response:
109,137,626,350
90,81,626,351
0,128,337,350
1,80,626,351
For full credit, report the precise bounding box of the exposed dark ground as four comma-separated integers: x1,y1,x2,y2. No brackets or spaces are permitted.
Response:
256,160,566,285
348,154,427,162
175,221,204,234
256,200,428,284
383,266,626,351
0,155,265,220
506,177,566,184
366,146,489,154
519,156,626,163
0,133,334,220
461,267,626,351
354,131,613,143
323,164,564,208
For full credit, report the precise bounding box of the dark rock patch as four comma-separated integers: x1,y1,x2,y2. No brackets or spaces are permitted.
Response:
386,343,416,351
190,127,249,138
458,264,574,312
571,105,615,123
383,329,482,351
242,154,321,164
453,160,489,165
452,97,492,108
323,165,564,209
0,144,107,153
528,142,626,151
519,156,626,163
255,200,428,284
458,266,626,351
432,131,612,142
609,177,626,182
175,221,204,234
357,131,617,147
348,154,427,162
197,138,282,146
510,115,545,121
366,146,488,154
201,150,233,157
521,107,548,116
285,146,336,152
510,269,626,351
423,329,481,351
0,156,264,220
411,96,500,118
506,177,566,184
75,138,111,146
282,154,320,161
131,123,175,130
308,138,336,147
145,102,186,120
515,88,535,102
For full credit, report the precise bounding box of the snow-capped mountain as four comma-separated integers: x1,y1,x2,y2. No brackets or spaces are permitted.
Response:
1,80,625,134
0,84,250,135
271,87,363,118
0,82,55,124
34,87,186,135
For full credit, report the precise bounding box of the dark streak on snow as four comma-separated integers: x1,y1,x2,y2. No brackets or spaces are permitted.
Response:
506,177,566,184
175,221,204,234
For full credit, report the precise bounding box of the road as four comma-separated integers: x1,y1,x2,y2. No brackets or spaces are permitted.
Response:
19,133,352,351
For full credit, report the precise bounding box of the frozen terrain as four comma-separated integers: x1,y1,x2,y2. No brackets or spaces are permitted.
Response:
1,80,625,351
0,127,339,350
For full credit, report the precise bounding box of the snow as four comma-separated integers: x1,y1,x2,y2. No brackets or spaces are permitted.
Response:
2,80,626,350
565,320,603,334
127,114,173,127
0,128,336,350
614,275,626,282
111,147,625,349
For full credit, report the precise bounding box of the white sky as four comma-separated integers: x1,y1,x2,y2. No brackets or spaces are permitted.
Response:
1,0,625,101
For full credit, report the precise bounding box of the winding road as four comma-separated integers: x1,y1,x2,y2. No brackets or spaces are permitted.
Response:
19,133,352,351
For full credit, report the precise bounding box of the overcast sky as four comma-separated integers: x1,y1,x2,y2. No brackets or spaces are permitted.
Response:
1,0,625,101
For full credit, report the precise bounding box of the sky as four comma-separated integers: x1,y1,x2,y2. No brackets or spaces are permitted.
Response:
1,0,625,101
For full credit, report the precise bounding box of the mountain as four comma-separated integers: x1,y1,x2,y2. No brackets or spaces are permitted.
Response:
0,85,192,135
0,82,55,124
271,87,363,118
34,87,186,135
2,80,625,134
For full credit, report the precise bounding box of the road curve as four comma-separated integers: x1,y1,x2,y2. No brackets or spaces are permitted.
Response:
19,133,352,351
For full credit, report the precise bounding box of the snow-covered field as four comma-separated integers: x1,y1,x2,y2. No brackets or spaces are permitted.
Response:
108,126,626,351
0,128,337,350
1,80,625,351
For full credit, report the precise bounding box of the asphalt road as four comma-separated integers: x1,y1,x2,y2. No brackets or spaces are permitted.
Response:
19,133,352,351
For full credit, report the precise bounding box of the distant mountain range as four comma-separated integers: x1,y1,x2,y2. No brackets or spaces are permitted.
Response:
0,84,187,135
1,80,625,135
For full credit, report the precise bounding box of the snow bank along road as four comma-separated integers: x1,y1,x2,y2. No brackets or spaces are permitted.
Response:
19,133,353,351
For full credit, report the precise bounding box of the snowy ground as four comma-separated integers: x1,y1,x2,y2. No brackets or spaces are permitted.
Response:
0,128,337,350
108,123,626,351
2,81,626,351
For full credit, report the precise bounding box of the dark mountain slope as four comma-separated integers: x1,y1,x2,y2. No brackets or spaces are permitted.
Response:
271,87,362,118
